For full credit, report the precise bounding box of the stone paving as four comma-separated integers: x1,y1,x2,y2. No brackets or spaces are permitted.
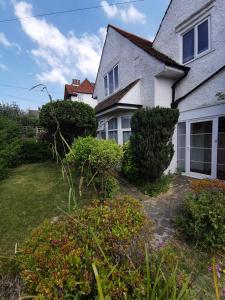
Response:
120,175,191,243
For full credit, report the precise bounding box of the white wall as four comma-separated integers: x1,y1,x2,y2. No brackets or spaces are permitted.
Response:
71,93,97,108
154,77,173,107
93,27,166,108
154,0,225,100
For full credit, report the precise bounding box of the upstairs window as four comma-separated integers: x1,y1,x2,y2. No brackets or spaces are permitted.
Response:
182,18,210,64
104,65,119,97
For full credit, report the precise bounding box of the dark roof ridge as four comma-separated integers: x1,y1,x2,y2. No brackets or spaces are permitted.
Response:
95,79,140,114
108,24,189,72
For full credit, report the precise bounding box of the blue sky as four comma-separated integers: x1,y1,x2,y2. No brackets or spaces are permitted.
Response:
0,0,170,110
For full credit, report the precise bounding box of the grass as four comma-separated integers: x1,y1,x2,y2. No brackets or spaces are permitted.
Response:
170,240,225,299
140,175,172,197
0,162,93,256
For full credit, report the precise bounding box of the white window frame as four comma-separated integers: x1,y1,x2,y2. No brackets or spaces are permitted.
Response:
179,114,225,180
181,16,211,64
104,64,119,97
108,117,118,142
121,115,132,144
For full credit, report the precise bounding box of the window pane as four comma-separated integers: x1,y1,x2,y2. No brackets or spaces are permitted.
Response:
108,118,117,130
104,76,108,96
108,131,118,142
121,116,131,129
177,122,186,172
183,29,194,63
190,121,212,175
217,116,225,180
198,20,209,54
109,69,114,95
114,65,119,90
123,131,131,144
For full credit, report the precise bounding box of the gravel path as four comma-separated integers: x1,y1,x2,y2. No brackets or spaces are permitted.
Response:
120,175,191,243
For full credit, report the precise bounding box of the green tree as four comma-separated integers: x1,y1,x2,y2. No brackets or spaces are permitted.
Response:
130,107,179,180
39,100,97,152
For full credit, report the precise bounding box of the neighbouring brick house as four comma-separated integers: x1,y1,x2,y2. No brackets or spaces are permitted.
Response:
64,78,97,108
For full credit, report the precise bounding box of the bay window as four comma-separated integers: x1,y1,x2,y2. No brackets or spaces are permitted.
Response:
104,65,119,97
121,116,131,144
182,18,210,64
108,118,118,142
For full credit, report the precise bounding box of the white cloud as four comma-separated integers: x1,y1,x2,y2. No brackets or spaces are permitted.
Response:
0,63,8,71
13,1,103,85
0,32,21,53
101,1,146,24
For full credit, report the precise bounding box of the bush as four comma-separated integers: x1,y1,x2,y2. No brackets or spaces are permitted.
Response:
121,141,139,182
130,107,179,181
66,136,123,198
39,100,97,152
0,139,51,180
177,188,225,250
19,196,153,298
191,178,225,193
18,140,52,163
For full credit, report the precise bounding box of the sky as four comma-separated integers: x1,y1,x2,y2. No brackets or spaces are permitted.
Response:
0,0,170,110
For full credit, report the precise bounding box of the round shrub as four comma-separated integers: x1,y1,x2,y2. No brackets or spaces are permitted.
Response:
66,137,123,198
19,196,153,299
177,189,225,250
39,100,97,152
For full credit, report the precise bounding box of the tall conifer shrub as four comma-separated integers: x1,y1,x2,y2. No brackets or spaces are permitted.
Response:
130,107,179,180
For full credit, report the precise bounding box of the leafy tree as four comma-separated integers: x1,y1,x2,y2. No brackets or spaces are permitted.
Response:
130,107,179,181
39,100,97,152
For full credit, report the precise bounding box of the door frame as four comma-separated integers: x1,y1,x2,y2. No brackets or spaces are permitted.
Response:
185,117,218,179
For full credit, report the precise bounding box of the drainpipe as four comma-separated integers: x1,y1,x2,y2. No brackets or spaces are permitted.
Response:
171,70,189,108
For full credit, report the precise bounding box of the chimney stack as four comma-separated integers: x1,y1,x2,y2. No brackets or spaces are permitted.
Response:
72,79,80,86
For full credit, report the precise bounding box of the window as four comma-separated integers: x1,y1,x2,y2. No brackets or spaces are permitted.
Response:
177,122,186,172
104,65,119,96
108,118,118,142
183,29,194,63
121,116,131,144
97,120,106,140
182,18,209,64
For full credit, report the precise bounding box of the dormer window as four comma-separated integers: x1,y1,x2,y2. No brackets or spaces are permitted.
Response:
104,65,119,97
182,18,210,64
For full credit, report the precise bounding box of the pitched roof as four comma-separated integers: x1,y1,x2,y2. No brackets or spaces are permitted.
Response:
95,79,140,114
64,79,94,99
108,24,189,72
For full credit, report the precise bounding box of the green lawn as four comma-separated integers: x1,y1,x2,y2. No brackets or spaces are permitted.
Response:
0,162,87,256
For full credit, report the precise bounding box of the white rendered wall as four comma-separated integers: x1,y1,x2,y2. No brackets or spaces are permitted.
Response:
154,77,173,108
154,0,225,100
71,93,97,108
93,27,166,108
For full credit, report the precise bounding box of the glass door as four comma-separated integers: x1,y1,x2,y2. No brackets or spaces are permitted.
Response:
217,116,225,180
190,120,213,175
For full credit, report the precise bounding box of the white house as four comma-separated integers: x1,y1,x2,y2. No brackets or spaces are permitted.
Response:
64,78,97,108
93,0,225,181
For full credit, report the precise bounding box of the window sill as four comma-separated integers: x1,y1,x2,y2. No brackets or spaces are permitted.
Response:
183,48,215,65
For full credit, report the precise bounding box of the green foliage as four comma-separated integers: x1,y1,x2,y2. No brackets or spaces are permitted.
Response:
177,189,225,250
66,136,123,198
19,196,153,298
141,175,172,197
121,141,139,182
130,107,179,181
18,140,52,163
39,100,97,151
0,116,22,150
104,176,120,199
0,139,51,181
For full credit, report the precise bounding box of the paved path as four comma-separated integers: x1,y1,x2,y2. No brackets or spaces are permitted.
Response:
120,175,191,243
